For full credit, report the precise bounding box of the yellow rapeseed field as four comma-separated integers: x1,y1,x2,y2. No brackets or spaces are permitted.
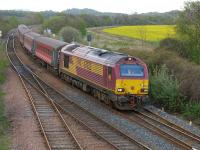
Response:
103,25,176,42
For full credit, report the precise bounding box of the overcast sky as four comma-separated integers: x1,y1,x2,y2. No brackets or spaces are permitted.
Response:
0,0,188,14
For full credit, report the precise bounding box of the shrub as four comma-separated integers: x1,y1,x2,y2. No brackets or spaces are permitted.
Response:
150,64,183,112
183,103,200,120
151,49,200,102
43,16,66,33
0,44,8,84
159,38,187,56
59,26,81,43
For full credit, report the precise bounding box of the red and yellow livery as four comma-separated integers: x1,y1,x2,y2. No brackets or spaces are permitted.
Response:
59,44,149,110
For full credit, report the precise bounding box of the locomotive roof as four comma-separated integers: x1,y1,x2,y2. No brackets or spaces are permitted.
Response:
61,44,129,66
24,32,41,39
35,36,67,50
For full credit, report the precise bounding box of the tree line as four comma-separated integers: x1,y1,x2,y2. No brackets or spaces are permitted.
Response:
0,12,43,36
161,1,200,64
0,9,179,37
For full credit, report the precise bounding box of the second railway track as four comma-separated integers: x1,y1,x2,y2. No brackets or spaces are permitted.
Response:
7,34,83,150
137,108,200,149
21,77,82,150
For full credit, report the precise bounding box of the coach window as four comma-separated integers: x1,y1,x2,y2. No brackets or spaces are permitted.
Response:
64,55,69,68
108,67,112,80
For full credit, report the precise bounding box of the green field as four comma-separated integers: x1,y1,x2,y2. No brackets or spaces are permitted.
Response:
103,25,176,42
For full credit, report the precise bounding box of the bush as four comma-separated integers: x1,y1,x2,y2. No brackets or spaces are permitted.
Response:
43,16,66,33
0,16,19,36
43,15,87,36
150,64,183,112
150,49,200,102
59,26,81,43
0,44,8,84
159,38,187,56
183,103,200,120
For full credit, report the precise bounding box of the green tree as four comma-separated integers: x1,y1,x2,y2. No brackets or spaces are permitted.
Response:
0,16,19,36
21,12,44,25
79,23,87,36
176,1,200,63
8,16,19,28
43,16,66,33
33,13,44,24
59,26,81,43
64,15,87,36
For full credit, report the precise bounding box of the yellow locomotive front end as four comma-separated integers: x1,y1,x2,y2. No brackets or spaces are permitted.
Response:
115,79,149,95
113,58,149,109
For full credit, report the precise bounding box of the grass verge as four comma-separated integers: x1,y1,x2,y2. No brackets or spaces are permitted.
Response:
0,42,10,149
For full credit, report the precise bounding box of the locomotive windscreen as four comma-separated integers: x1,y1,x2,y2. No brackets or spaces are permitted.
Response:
120,64,144,77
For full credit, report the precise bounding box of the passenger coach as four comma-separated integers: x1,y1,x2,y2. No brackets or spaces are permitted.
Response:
34,36,66,70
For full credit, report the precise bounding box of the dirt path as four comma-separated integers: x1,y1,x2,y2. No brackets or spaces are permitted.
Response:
3,68,46,150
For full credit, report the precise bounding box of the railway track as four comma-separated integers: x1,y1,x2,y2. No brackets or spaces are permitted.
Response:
75,89,200,150
26,76,151,150
142,107,200,141
94,101,198,150
7,35,82,150
21,77,82,150
139,108,200,148
123,108,200,150
7,33,152,149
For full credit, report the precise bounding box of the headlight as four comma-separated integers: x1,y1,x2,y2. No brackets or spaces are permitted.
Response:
117,88,125,92
141,88,148,92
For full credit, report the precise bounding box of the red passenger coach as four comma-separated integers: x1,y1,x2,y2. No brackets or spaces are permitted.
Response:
34,37,67,69
23,32,40,54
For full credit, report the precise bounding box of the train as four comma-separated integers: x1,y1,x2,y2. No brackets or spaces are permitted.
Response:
17,24,149,110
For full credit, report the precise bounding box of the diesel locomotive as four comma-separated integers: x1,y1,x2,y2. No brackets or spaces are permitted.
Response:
18,24,149,110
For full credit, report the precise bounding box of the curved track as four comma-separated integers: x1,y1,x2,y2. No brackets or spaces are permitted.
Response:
93,102,198,150
7,33,151,150
142,108,200,142
88,101,199,150
7,34,83,150
122,108,200,150
139,108,200,148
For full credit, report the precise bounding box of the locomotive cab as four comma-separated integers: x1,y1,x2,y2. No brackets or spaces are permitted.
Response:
113,57,149,109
